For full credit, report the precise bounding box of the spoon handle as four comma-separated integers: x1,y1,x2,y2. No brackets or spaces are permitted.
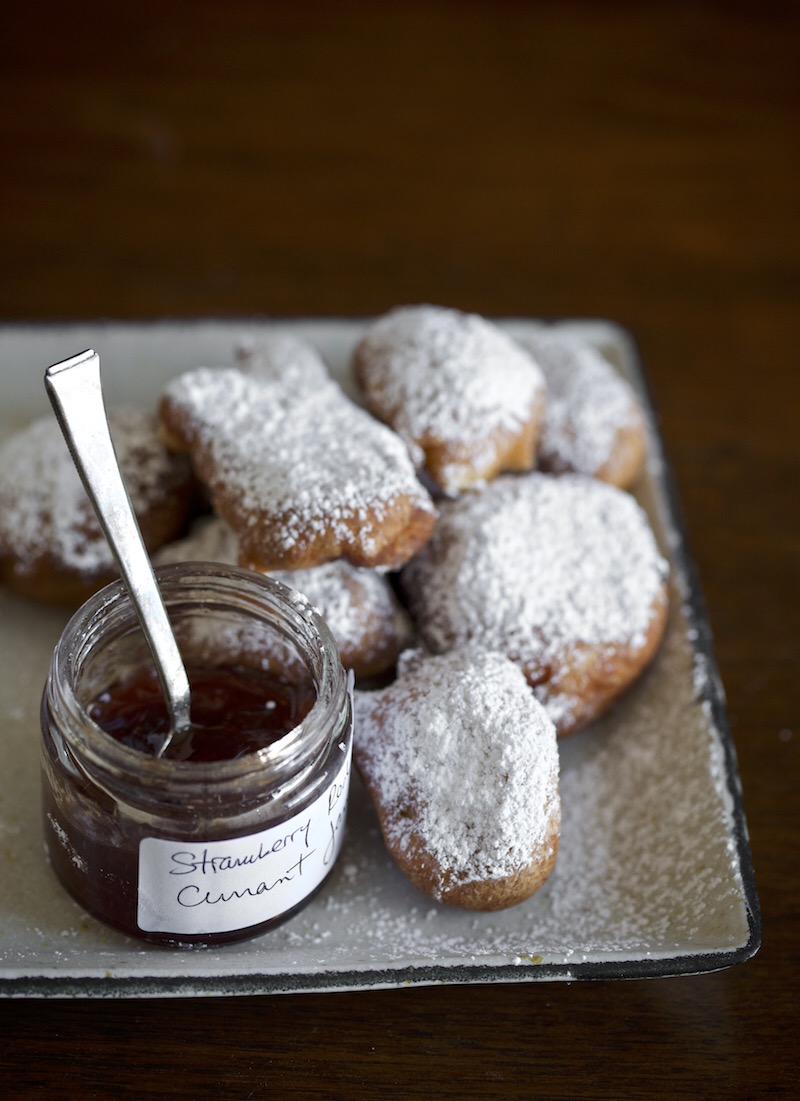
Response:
45,350,191,751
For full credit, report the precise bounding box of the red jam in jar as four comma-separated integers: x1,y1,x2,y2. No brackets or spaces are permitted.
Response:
88,662,316,762
40,563,353,948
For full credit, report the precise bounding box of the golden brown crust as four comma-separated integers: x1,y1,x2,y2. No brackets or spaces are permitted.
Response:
594,419,647,489
519,585,669,735
363,798,561,912
403,390,546,494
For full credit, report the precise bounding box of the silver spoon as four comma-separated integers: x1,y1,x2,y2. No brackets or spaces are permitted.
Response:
45,349,191,756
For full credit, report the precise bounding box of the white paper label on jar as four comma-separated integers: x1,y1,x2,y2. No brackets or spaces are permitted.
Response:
136,745,351,936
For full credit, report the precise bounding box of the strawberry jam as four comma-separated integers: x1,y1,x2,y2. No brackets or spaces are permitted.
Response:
88,662,316,762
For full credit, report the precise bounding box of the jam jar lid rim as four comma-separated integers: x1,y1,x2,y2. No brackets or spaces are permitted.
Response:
50,562,349,782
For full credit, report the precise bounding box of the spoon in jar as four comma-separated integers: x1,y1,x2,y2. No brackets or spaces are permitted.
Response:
45,349,191,757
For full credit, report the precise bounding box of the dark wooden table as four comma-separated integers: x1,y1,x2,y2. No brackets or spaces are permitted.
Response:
1,2,797,1097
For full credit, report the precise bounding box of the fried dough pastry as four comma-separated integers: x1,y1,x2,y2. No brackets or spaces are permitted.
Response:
158,365,437,571
0,410,197,606
521,330,647,489
355,648,560,910
156,517,414,679
353,305,546,495
233,330,331,390
401,473,669,735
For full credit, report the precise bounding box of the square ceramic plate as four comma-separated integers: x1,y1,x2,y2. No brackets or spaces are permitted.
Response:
0,318,760,998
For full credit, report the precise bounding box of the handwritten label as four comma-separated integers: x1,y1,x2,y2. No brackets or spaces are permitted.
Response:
137,745,351,936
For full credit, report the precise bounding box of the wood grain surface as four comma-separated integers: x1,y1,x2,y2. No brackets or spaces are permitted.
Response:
1,2,798,1098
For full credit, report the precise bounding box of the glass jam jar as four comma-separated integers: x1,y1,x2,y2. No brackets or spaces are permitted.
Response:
40,562,353,948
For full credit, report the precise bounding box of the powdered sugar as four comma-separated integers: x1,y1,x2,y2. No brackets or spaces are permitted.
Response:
234,331,331,391
355,648,559,890
521,331,645,478
355,305,545,487
0,410,187,577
